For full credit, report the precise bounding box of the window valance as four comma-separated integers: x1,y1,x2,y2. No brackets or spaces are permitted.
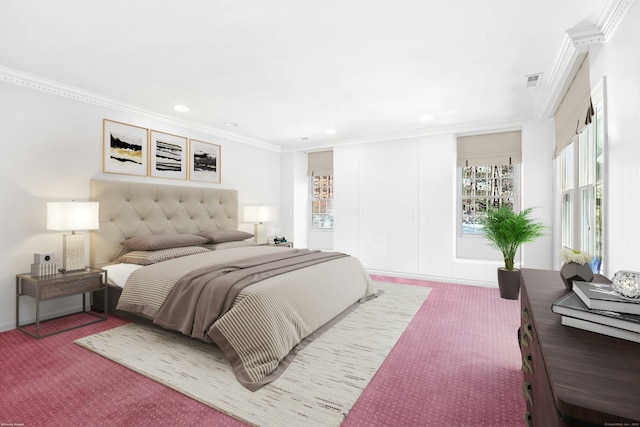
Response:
307,150,333,176
456,130,522,167
553,54,594,158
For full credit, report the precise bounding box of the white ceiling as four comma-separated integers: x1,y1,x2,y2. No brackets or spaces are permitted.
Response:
0,0,620,150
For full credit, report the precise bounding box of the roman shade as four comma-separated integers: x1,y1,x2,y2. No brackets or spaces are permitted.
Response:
553,54,594,158
307,150,333,176
456,131,522,167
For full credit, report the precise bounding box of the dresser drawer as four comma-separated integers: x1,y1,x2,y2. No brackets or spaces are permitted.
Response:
520,287,565,426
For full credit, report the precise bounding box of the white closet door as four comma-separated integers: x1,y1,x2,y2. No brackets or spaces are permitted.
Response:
333,145,360,257
418,134,455,277
386,138,419,273
358,141,388,269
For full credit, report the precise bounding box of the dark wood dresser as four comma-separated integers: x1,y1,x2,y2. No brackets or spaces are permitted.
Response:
520,268,640,426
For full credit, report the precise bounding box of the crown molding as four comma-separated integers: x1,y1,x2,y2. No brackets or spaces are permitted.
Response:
599,0,636,41
542,0,636,118
283,118,533,153
0,66,282,153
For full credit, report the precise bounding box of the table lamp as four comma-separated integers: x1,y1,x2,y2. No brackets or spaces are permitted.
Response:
243,205,277,245
47,201,99,272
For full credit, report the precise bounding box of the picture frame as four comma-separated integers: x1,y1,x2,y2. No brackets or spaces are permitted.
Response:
103,119,149,176
189,139,221,183
150,130,188,180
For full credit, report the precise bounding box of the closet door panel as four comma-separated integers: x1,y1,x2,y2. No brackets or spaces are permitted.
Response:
418,135,455,277
386,139,419,273
358,142,388,269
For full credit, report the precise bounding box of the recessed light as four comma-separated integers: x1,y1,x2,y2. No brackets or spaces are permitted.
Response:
226,122,238,127
420,114,433,122
325,129,336,135
174,105,189,112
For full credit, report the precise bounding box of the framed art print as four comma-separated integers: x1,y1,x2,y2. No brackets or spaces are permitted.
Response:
150,130,188,180
189,139,221,183
103,119,148,176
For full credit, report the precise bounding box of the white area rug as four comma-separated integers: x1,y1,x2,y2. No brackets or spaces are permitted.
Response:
75,281,430,427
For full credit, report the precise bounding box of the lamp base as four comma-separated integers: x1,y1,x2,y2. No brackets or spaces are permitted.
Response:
254,223,268,245
62,233,86,272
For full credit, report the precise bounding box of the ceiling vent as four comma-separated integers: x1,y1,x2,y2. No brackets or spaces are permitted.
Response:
525,73,543,88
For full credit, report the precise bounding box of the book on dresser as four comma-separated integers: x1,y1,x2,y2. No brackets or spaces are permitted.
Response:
560,316,640,344
552,292,640,334
572,281,640,315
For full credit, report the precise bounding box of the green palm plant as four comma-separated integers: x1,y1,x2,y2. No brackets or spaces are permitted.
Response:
480,205,545,270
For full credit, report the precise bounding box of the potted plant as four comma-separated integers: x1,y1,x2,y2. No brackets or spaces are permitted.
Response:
480,205,546,299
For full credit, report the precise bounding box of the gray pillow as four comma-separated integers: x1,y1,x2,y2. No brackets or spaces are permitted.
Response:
196,230,254,243
199,241,256,250
121,234,209,250
118,246,210,265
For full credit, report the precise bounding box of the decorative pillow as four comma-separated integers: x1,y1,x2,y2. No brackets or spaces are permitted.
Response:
121,234,209,250
117,246,210,265
196,230,254,243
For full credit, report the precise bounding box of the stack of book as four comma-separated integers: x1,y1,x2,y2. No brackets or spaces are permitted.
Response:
552,281,640,344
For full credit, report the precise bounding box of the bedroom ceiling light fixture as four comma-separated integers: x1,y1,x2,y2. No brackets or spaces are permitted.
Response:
174,105,190,112
226,122,238,127
420,114,434,122
47,201,99,272
243,205,277,245
325,129,336,135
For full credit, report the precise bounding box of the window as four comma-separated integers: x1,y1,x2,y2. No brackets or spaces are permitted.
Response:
456,130,522,236
460,164,519,235
311,174,333,229
559,86,604,272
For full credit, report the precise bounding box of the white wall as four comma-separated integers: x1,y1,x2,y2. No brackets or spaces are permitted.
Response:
521,120,554,269
280,151,309,248
587,3,640,277
280,152,333,250
0,81,281,332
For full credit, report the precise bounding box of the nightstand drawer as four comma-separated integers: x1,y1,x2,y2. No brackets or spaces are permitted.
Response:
21,275,103,299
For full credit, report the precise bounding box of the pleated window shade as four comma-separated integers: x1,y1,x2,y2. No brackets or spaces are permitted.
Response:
553,54,594,158
456,130,522,167
307,150,333,176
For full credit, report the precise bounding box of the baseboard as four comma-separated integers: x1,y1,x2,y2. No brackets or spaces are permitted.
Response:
3,302,87,333
366,269,498,288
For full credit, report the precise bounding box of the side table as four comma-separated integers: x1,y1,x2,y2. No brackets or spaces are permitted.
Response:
16,268,107,338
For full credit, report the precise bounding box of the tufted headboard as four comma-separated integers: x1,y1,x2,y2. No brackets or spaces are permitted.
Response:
90,179,238,267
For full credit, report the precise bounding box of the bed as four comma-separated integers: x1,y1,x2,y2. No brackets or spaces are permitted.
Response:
89,180,375,391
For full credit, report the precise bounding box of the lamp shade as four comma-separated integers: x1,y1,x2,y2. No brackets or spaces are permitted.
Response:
47,201,99,231
243,205,277,223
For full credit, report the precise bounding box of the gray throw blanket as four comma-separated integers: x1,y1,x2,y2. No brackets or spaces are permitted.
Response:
154,249,348,342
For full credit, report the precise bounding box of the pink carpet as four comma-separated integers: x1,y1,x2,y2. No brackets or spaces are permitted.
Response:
1,277,525,426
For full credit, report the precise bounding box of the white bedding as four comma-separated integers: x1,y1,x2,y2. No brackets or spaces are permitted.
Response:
103,263,142,288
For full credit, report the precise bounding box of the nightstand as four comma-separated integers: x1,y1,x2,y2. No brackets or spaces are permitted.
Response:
16,268,107,338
